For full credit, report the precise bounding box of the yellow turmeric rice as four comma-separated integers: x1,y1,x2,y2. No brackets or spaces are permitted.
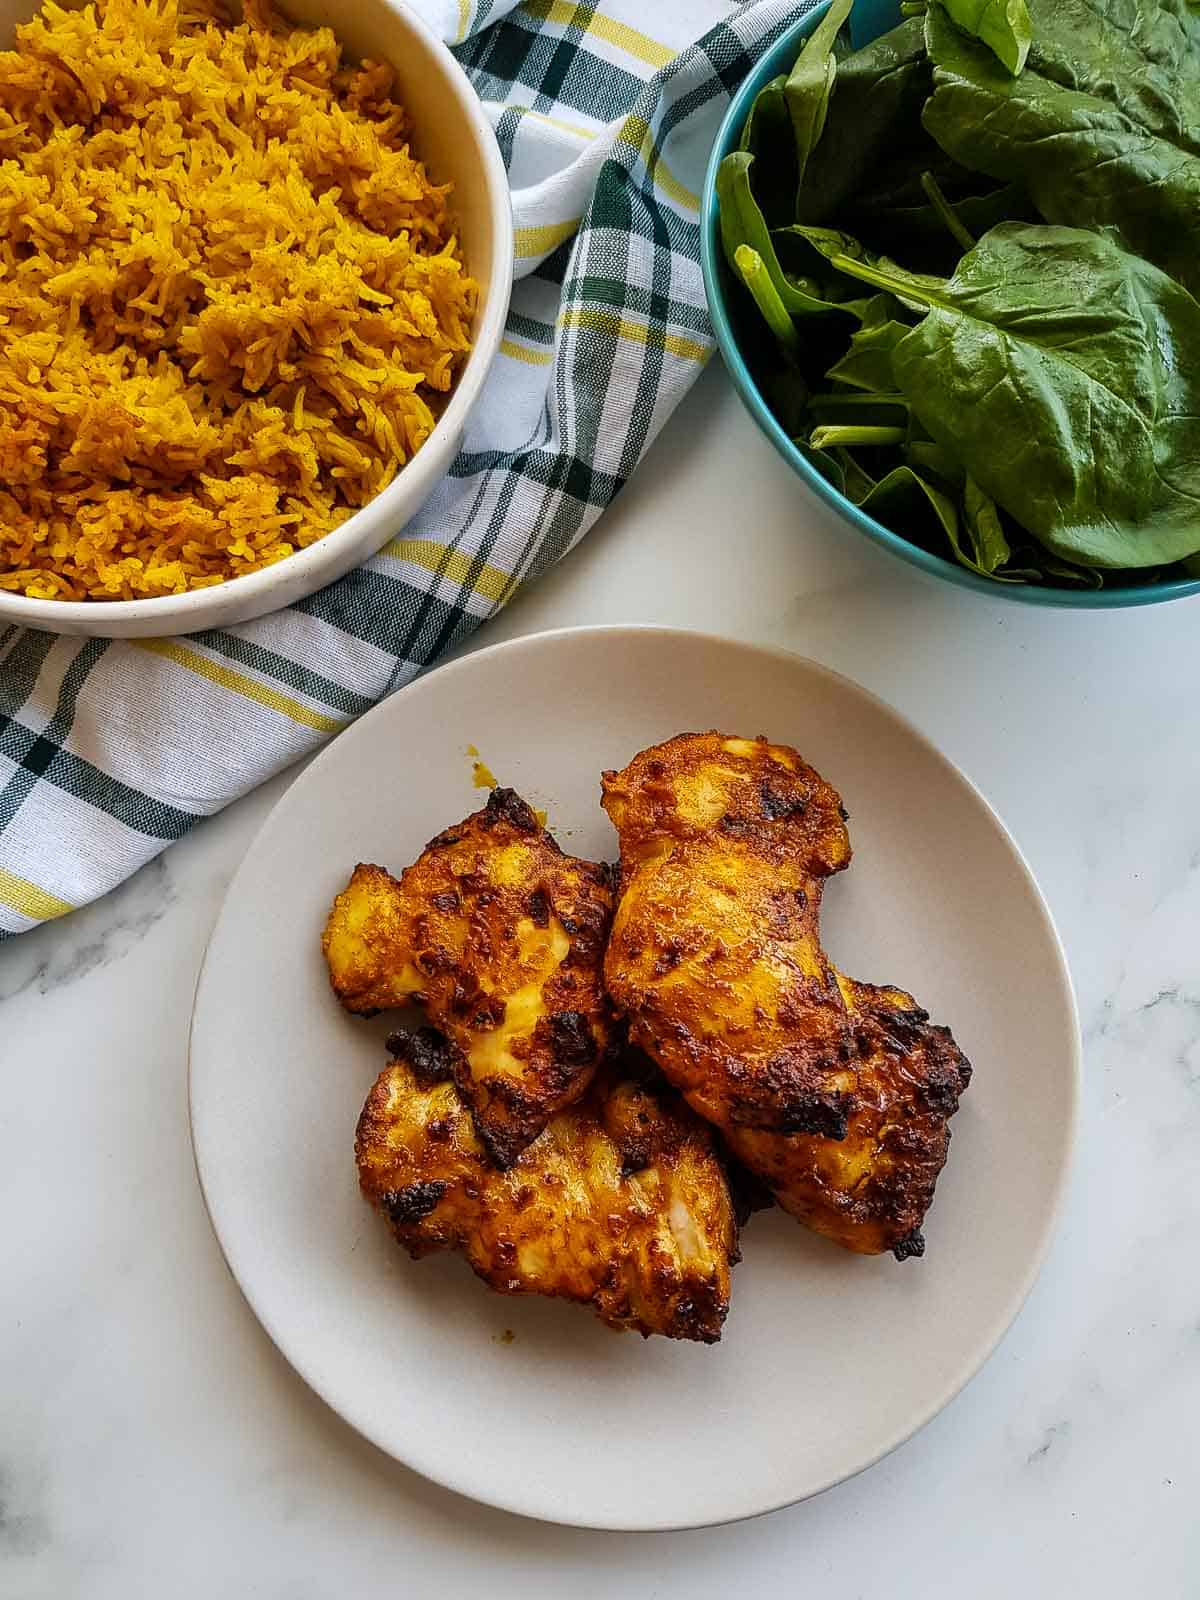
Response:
0,0,476,600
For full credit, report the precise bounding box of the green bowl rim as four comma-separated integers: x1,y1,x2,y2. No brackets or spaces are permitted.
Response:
699,1,1200,610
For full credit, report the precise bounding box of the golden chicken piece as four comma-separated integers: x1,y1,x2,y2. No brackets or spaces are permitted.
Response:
356,1028,738,1341
602,733,972,1259
602,731,857,1139
722,976,971,1257
324,788,613,1166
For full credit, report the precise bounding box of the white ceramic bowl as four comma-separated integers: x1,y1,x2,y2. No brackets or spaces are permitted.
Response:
0,0,513,638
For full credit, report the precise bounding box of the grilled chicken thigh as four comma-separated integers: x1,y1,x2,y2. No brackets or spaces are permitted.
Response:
602,731,856,1140
721,975,970,1257
603,733,971,1258
324,787,613,1165
356,1028,738,1340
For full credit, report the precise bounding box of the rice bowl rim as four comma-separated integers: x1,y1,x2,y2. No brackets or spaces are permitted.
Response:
0,0,515,638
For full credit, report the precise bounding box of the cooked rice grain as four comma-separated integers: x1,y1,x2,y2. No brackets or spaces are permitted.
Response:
0,0,477,600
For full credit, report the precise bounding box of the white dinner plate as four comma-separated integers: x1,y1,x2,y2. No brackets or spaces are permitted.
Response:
189,625,1080,1530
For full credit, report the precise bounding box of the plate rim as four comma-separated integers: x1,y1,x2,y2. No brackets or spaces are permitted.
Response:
188,622,1082,1531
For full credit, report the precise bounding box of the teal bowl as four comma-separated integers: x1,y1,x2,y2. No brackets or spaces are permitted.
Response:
700,0,1200,609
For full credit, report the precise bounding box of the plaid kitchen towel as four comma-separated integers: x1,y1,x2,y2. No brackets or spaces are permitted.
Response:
0,0,808,937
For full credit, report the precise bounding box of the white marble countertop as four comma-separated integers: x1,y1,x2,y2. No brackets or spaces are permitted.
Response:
3,364,1198,1598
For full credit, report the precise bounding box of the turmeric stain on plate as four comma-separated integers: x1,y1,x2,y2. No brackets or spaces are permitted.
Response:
465,744,499,789
465,745,546,825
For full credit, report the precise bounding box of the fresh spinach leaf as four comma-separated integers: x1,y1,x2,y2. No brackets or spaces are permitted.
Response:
906,438,964,487
822,297,913,393
802,442,892,507
961,478,1011,573
853,293,907,331
809,391,911,431
850,461,1025,581
764,372,811,437
1036,557,1105,589
924,0,1200,296
822,315,906,394
877,223,1200,569
718,153,859,318
794,17,933,226
738,75,798,226
999,550,1105,587
835,447,881,505
773,223,949,312
843,144,985,216
793,439,847,495
853,179,1033,274
784,0,856,186
931,0,1031,75
858,464,962,553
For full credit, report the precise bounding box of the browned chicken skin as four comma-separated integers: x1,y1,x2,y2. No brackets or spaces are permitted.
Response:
323,789,613,1165
603,733,971,1258
602,732,857,1139
722,977,971,1256
356,1029,738,1341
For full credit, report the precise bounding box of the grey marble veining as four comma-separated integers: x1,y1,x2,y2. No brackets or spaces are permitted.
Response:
0,856,176,1006
0,1464,51,1562
1,370,1196,1600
